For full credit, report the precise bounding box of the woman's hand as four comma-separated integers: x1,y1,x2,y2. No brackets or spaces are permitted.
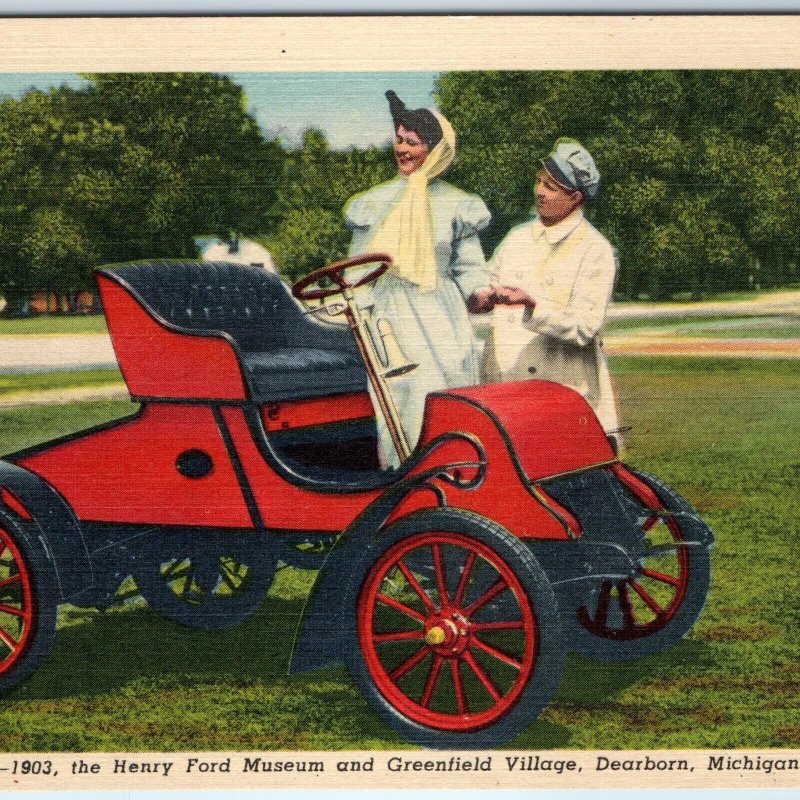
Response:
467,288,497,313
493,285,536,308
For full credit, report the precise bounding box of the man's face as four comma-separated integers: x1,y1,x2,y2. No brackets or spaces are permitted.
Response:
535,169,583,226
394,125,429,176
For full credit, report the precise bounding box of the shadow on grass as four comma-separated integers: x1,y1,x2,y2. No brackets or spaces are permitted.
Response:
570,638,714,696
510,639,716,749
5,591,716,750
12,593,308,701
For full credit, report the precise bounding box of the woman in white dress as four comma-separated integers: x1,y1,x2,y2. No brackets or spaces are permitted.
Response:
345,91,494,467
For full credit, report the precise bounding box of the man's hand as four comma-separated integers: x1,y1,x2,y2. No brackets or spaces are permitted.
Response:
467,288,497,314
493,285,536,307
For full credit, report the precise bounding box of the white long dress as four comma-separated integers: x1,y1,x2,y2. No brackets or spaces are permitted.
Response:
345,176,491,466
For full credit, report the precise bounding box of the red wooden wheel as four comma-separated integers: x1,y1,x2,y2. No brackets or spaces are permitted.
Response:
577,514,690,641
0,525,36,678
571,469,711,660
0,515,57,690
358,532,537,732
347,510,565,747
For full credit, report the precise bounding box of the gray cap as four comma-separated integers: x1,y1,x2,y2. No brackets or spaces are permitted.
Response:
541,139,601,200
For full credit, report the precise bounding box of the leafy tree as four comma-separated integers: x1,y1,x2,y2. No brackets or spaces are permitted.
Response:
266,128,394,281
81,73,283,260
0,73,283,305
436,70,800,299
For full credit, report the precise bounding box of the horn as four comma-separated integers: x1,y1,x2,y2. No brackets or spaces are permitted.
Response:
376,318,418,378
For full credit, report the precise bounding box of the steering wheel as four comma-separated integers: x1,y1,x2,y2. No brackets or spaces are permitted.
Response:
292,252,392,301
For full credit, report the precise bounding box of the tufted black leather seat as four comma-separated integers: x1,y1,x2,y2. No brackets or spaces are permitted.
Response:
105,260,367,402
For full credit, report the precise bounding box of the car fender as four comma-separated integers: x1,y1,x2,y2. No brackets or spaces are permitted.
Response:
288,467,461,675
0,461,94,602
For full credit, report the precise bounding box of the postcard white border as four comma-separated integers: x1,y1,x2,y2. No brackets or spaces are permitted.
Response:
0,13,798,797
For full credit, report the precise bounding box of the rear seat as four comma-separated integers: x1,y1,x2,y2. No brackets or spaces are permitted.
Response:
105,261,367,403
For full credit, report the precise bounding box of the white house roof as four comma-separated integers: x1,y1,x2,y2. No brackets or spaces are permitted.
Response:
199,238,276,272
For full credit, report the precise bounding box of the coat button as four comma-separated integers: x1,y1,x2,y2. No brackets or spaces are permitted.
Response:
528,366,537,374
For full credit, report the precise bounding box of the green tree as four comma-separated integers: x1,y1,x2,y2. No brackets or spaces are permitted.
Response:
0,73,284,305
436,70,800,299
266,128,394,281
82,72,283,259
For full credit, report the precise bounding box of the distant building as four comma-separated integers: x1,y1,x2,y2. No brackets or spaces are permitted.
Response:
198,237,276,272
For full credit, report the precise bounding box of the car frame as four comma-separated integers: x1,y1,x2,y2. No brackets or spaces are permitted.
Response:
0,255,713,748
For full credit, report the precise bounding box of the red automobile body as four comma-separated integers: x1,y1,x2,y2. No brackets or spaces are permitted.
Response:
15,377,613,540
12,265,619,542
0,259,713,749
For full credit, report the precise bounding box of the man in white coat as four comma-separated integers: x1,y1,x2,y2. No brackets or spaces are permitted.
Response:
479,139,622,449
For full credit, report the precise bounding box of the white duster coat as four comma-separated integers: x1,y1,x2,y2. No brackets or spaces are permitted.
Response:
483,209,621,437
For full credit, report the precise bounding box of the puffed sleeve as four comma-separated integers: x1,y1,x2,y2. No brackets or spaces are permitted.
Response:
450,194,492,300
344,192,377,257
523,239,617,346
344,193,373,232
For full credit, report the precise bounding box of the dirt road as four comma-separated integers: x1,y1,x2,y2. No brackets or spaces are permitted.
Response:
608,289,800,320
0,291,796,406
0,333,116,371
606,336,800,358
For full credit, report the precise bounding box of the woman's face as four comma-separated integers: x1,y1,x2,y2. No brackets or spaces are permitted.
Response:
394,125,429,176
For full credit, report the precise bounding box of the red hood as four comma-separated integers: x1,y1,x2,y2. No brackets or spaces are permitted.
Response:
437,380,615,482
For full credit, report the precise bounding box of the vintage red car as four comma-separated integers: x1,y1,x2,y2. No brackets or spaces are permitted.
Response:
0,255,713,748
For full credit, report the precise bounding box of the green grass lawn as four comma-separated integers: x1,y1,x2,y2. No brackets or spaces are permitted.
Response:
0,315,109,336
0,369,124,398
0,357,797,751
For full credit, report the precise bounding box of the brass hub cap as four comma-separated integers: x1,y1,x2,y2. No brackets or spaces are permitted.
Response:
424,615,470,655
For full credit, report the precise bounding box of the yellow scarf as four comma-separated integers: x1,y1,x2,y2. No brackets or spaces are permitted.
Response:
368,113,456,292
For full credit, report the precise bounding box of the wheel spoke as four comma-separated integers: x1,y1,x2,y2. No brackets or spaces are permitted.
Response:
0,603,24,618
464,578,508,617
642,515,660,532
0,625,19,653
373,629,424,643
432,544,449,608
617,582,636,629
471,620,525,632
453,551,476,608
462,650,503,702
641,567,681,588
219,561,248,593
0,575,21,590
594,581,612,627
220,570,242,592
630,579,666,615
178,572,195,598
161,560,191,582
471,636,524,670
449,658,468,715
389,645,430,682
375,593,427,623
396,560,437,612
421,655,444,709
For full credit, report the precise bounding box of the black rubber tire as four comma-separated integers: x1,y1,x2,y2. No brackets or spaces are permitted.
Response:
133,531,276,630
344,508,565,749
0,513,58,691
568,470,712,661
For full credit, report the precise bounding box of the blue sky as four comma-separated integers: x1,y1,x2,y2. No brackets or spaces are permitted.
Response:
0,71,439,150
